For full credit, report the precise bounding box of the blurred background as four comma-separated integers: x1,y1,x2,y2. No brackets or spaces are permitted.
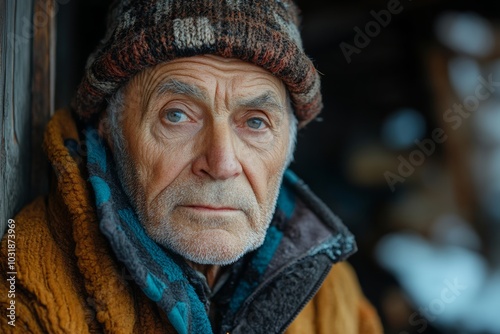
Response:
52,1,500,333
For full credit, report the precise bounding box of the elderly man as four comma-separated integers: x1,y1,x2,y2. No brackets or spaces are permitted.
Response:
0,1,382,333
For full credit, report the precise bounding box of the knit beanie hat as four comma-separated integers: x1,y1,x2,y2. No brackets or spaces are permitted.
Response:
74,0,322,127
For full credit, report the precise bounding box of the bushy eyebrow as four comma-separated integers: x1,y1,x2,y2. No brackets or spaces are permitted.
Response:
156,79,284,113
157,79,208,101
238,91,285,114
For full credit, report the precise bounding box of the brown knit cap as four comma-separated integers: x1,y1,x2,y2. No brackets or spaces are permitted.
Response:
74,0,322,127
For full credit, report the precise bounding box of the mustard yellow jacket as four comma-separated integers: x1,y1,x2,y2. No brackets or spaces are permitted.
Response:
0,110,383,333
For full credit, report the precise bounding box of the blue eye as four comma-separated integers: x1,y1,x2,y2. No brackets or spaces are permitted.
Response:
247,117,266,129
165,110,188,123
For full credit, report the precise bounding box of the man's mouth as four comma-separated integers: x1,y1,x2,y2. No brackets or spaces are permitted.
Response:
180,205,239,212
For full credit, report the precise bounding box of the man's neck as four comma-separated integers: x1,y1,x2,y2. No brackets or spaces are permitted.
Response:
186,261,221,289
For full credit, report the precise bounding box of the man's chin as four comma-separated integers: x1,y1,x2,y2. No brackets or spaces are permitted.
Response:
155,229,265,266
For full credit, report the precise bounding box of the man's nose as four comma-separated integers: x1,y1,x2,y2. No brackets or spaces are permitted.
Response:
192,122,243,180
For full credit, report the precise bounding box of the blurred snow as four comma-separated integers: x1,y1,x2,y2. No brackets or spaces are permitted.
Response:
471,102,500,221
486,60,500,98
375,232,500,333
431,213,482,250
448,57,481,99
436,11,495,57
473,101,500,144
381,108,426,150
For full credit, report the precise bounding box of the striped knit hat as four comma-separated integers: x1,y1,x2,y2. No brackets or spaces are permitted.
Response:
74,0,322,127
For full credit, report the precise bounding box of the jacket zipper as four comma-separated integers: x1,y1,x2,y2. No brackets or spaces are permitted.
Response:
227,254,338,334
277,265,332,333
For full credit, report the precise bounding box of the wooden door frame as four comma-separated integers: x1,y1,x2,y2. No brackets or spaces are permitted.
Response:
0,0,55,238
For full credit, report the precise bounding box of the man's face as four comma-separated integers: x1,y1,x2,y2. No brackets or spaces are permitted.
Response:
109,55,291,265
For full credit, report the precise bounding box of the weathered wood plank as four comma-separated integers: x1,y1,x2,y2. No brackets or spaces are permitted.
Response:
31,0,55,199
1,0,34,237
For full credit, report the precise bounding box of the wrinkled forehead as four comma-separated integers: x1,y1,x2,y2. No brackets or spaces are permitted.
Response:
121,55,289,110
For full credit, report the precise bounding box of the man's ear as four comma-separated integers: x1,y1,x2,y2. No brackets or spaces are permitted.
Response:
97,113,114,151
